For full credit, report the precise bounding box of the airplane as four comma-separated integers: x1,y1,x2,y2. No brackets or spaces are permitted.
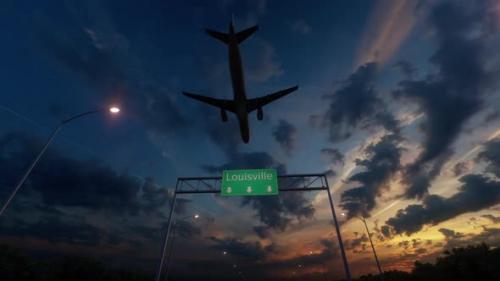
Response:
183,20,298,143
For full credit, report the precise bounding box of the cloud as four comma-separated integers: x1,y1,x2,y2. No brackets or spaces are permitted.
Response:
246,40,284,83
394,1,498,199
253,225,271,239
173,219,202,239
37,8,188,138
481,214,500,223
272,120,297,156
354,0,419,67
439,227,500,249
340,134,403,218
345,233,368,253
385,174,500,235
321,62,398,142
393,60,417,79
453,162,469,176
209,237,275,261
290,19,311,35
0,132,174,215
477,139,500,177
0,215,102,246
201,151,314,235
255,239,337,273
438,228,464,240
320,148,344,165
202,151,286,174
243,191,314,233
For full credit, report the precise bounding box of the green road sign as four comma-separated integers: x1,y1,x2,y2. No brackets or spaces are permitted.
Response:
221,169,278,196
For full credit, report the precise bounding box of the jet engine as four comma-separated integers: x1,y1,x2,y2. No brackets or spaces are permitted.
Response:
220,108,228,122
257,107,263,120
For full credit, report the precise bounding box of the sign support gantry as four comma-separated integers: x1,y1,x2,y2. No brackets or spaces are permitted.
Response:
154,173,352,281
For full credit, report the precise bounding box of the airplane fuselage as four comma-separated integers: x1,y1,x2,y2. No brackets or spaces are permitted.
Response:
183,22,298,144
227,30,250,143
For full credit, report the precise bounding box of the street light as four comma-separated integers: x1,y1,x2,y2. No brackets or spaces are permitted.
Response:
0,106,120,217
109,106,120,113
342,213,385,281
164,213,201,280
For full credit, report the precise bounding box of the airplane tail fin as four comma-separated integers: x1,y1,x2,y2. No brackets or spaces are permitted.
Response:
205,25,258,44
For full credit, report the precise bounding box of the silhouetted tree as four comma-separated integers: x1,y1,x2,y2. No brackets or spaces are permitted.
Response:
350,243,500,281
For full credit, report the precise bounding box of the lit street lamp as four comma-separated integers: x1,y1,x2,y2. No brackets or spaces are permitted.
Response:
0,106,120,217
342,213,385,281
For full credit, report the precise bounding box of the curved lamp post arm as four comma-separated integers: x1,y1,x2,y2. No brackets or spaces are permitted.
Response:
61,110,101,124
0,109,102,217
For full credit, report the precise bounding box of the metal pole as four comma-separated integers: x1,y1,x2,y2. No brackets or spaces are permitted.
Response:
0,125,61,216
164,220,178,280
0,110,102,217
361,218,384,281
154,180,179,281
324,176,352,281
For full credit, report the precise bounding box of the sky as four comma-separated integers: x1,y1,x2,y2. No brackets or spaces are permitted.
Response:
0,0,500,280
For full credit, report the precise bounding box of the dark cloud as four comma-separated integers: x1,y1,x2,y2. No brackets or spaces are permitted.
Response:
253,225,271,239
481,214,500,224
385,174,500,235
453,162,469,176
340,134,403,218
403,151,452,199
258,238,337,271
381,225,392,238
321,62,398,142
140,177,172,213
345,233,368,253
394,1,497,199
242,191,315,232
246,40,284,83
0,132,175,215
320,148,344,165
0,215,102,246
202,151,314,235
272,119,297,156
394,60,417,79
439,228,464,240
202,151,286,174
439,226,500,249
37,10,188,137
173,219,202,239
484,110,500,124
209,237,275,261
477,139,500,178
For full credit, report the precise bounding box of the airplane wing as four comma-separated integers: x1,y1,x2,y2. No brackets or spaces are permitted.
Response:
183,92,236,112
246,86,298,112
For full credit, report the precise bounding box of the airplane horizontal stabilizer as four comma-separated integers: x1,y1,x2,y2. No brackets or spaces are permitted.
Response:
182,92,236,112
206,25,258,45
246,85,299,112
205,29,230,44
236,25,258,43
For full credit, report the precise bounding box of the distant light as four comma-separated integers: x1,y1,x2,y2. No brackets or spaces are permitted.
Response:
341,212,346,216
194,214,200,219
109,106,120,114
298,264,302,268
223,251,228,255
309,251,313,255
